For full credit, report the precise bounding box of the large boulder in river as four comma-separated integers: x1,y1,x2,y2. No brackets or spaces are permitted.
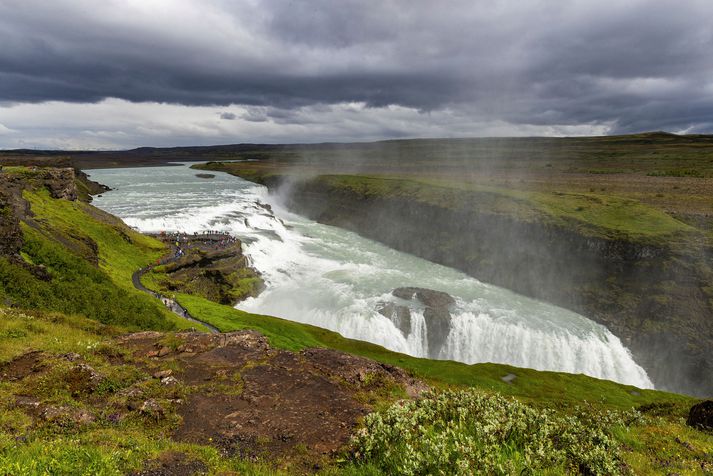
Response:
422,307,452,358
393,287,456,309
391,287,456,358
687,400,713,431
377,302,412,336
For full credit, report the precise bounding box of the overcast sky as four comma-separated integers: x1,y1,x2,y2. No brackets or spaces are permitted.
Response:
1,0,712,150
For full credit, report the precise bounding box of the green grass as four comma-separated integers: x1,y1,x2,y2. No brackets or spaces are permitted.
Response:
315,175,696,242
198,162,698,243
648,168,706,178
620,422,713,474
2,163,711,474
0,307,113,363
0,226,169,330
175,294,692,410
0,165,37,176
24,189,165,288
530,190,695,239
0,407,284,476
176,293,325,350
0,430,288,476
0,189,197,331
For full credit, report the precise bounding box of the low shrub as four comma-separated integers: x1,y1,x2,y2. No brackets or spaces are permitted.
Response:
351,389,640,475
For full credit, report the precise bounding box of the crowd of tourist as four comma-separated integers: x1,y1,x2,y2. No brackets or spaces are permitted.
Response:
154,230,240,257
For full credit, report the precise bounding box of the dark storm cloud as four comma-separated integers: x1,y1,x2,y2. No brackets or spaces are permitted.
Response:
1,0,713,134
219,112,237,120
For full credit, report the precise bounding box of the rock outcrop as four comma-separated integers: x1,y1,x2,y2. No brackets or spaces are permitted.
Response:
379,287,456,358
687,401,713,431
3,329,426,468
75,169,111,201
0,182,24,259
151,234,263,305
118,330,426,463
377,302,412,336
393,287,456,309
0,157,110,203
41,167,78,201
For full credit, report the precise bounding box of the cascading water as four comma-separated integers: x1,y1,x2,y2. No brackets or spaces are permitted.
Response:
89,164,653,388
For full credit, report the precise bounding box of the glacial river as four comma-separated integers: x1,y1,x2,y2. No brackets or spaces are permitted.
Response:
88,164,653,388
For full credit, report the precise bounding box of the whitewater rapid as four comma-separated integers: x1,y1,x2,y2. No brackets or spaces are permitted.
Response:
88,164,653,388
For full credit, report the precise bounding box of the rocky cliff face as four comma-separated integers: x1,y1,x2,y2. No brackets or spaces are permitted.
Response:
0,157,110,203
265,177,713,396
75,169,111,201
0,166,85,265
41,167,79,201
0,183,23,260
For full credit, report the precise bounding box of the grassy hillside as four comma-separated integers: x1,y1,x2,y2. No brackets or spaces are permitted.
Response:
1,165,205,332
0,186,194,331
1,164,712,474
318,174,697,243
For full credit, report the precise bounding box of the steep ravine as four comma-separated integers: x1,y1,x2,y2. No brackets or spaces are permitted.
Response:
90,165,654,388
233,173,713,396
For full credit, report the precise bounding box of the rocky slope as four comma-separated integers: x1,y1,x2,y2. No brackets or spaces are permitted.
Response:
0,165,84,263
0,179,23,260
0,304,429,473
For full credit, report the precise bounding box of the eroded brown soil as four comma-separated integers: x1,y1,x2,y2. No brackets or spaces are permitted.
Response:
0,329,425,471
0,351,47,381
118,330,426,466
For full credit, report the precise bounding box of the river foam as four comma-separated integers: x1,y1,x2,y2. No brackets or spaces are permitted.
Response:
89,164,653,388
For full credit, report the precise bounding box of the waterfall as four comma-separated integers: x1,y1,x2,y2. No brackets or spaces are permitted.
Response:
89,164,654,389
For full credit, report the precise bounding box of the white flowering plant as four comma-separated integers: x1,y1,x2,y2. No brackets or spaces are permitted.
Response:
350,389,641,475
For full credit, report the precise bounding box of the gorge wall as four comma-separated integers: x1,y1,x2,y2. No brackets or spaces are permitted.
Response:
255,174,713,396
